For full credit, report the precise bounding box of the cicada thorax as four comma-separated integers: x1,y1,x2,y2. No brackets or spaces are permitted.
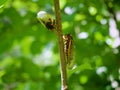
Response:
41,18,55,30
63,34,74,69
45,18,55,30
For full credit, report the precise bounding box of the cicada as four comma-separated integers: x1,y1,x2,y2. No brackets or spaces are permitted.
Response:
37,11,55,30
63,34,75,69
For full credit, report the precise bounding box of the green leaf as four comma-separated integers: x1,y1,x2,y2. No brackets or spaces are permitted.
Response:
0,0,7,6
68,63,93,78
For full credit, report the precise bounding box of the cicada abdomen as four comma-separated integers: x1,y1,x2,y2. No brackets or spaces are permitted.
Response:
63,34,75,69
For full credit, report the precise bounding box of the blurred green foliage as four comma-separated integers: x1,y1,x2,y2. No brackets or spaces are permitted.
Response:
0,0,120,90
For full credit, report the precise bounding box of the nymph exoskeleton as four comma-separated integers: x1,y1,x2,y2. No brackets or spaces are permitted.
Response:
63,34,75,69
37,11,55,30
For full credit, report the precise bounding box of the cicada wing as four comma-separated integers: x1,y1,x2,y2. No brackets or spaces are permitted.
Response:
63,34,75,69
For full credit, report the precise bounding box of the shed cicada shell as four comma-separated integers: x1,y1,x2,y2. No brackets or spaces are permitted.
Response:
63,34,75,69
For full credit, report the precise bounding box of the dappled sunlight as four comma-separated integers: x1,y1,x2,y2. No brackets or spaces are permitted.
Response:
77,32,88,39
116,11,120,21
33,43,58,66
96,66,107,75
88,6,97,16
109,75,119,89
64,6,76,15
109,18,120,48
100,19,107,25
111,81,118,88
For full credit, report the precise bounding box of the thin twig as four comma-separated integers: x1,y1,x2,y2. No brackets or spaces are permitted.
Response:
53,0,68,90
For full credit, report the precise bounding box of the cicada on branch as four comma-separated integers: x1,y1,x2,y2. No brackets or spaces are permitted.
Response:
37,11,55,30
63,34,75,69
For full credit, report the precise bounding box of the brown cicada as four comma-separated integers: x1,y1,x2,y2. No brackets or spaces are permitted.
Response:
63,34,75,69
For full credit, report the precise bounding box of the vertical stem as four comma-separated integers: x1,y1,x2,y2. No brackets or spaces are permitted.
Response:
53,0,68,90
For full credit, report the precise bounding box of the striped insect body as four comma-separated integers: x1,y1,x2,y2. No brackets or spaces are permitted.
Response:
63,34,75,69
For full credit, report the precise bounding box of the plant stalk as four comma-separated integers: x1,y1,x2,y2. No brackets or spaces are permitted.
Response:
53,0,68,90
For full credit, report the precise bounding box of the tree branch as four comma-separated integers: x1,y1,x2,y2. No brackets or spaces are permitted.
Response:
53,0,68,90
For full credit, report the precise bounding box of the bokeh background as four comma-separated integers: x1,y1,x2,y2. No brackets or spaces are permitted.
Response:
0,0,120,90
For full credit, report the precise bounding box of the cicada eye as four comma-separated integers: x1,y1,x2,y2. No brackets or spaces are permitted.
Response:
48,18,52,22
